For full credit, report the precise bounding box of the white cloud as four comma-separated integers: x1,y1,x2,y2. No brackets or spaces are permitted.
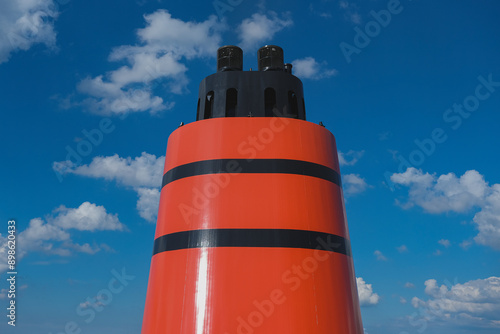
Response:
391,168,488,213
19,217,69,244
77,77,168,115
50,202,125,232
405,282,415,289
132,10,223,58
291,57,337,80
0,234,9,273
339,1,349,9
411,277,500,328
338,150,364,166
0,202,124,273
473,184,500,249
460,240,473,250
308,4,332,19
349,13,362,25
438,239,451,248
54,152,164,223
76,10,224,115
0,285,23,300
343,174,369,196
0,0,59,64
65,242,104,255
397,245,408,253
55,152,164,188
19,203,124,248
0,288,7,300
338,1,362,25
356,277,380,306
391,168,500,250
136,187,160,223
79,298,104,310
374,250,387,261
237,12,292,50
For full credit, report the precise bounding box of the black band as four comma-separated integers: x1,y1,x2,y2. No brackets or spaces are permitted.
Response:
162,159,341,188
153,229,350,256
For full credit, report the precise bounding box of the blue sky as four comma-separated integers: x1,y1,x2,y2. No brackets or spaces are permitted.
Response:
1,0,499,333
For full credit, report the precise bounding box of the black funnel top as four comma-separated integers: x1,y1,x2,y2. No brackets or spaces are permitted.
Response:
258,45,284,71
196,45,306,121
217,45,243,71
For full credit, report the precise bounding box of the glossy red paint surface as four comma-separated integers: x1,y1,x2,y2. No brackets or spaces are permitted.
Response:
142,118,363,334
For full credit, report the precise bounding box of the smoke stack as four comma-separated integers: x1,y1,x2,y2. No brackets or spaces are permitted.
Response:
141,45,363,334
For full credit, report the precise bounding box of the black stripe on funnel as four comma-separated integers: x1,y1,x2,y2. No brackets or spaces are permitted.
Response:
153,229,350,256
162,159,341,188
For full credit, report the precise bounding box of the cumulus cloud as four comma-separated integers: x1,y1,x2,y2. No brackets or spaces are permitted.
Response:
50,202,125,232
291,57,337,80
397,245,408,253
405,282,415,289
339,1,362,25
308,3,332,19
390,168,489,213
0,284,27,299
65,242,104,255
0,235,9,272
20,203,124,251
438,239,451,248
77,76,167,115
0,288,8,300
338,150,364,166
343,174,369,196
75,10,224,115
54,152,164,222
0,0,59,64
391,168,500,250
136,187,161,223
460,240,473,250
0,202,122,273
411,277,500,328
374,250,387,261
237,12,292,50
356,277,380,306
55,152,164,188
